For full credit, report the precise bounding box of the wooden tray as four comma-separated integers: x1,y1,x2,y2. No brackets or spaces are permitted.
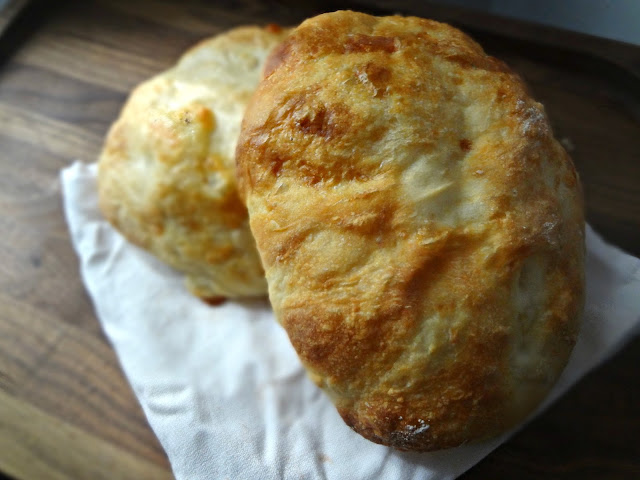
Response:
0,1,637,479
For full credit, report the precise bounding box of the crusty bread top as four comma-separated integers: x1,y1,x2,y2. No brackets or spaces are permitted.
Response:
237,11,584,450
98,25,289,300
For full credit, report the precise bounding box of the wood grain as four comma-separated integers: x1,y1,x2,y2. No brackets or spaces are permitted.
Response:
0,389,172,480
0,1,638,479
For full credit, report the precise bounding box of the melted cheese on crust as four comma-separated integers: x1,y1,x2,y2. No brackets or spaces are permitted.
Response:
98,26,290,299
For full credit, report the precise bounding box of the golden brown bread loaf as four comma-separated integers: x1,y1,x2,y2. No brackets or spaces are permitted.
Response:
98,25,290,301
236,11,585,450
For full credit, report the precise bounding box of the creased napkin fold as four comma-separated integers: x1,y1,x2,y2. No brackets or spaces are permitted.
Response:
61,161,640,480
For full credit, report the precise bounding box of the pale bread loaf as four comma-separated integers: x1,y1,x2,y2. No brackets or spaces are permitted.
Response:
98,25,289,300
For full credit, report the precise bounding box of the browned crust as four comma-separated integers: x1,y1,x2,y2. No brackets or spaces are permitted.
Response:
237,11,584,451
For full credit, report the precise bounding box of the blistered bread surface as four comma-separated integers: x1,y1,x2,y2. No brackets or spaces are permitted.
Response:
237,11,584,450
98,26,289,299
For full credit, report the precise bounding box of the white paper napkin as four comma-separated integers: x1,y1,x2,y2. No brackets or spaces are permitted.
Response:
61,161,640,480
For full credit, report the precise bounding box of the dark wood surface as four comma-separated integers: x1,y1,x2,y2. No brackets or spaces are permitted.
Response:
0,1,29,36
0,1,637,479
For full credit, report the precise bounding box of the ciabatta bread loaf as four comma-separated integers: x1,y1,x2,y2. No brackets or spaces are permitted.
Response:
98,25,289,301
236,11,584,450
